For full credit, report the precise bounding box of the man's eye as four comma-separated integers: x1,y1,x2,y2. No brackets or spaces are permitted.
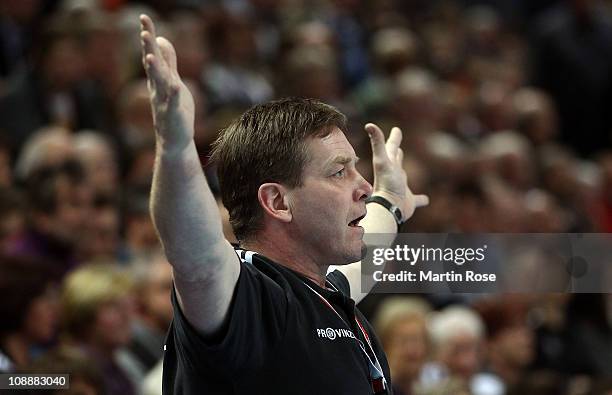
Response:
332,168,346,178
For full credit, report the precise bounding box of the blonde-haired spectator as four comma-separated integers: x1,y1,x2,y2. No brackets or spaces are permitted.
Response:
61,263,137,395
375,296,431,395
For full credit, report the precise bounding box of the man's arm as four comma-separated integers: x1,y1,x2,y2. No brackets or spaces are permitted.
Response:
140,15,239,335
330,124,429,303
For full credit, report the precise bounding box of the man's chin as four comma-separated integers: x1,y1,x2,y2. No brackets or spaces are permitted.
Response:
360,242,368,260
348,241,367,263
334,242,368,265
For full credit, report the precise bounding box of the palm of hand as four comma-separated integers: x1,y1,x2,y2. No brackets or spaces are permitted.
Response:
366,123,429,222
141,15,195,150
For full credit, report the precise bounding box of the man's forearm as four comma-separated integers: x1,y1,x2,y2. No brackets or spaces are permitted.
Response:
150,140,226,277
362,192,400,247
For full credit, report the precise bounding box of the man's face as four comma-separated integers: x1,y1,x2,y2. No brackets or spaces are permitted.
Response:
42,175,92,244
287,127,372,265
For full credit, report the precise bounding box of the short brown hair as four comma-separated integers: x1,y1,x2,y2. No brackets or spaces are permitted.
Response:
210,98,347,241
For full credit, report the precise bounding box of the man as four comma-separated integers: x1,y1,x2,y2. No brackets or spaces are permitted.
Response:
9,156,92,276
140,14,428,394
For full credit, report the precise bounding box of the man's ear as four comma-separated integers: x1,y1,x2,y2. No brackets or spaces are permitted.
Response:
258,183,293,223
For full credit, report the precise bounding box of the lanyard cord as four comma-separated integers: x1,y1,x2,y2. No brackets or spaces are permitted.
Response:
322,280,372,345
235,248,387,394
302,281,386,383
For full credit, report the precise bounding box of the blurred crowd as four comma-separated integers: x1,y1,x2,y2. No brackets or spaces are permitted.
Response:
1,0,612,394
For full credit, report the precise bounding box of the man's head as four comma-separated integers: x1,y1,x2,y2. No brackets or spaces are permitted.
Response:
212,98,346,241
26,159,92,245
211,97,371,264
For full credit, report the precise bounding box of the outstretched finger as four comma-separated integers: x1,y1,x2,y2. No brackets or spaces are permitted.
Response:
140,31,156,67
365,123,388,162
157,37,178,73
144,53,163,86
140,15,162,61
386,127,402,159
414,194,430,208
395,147,404,165
140,14,158,38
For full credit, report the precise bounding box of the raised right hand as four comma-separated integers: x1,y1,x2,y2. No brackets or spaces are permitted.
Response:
140,14,195,153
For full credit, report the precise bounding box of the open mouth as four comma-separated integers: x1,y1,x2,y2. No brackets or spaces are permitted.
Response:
348,213,366,227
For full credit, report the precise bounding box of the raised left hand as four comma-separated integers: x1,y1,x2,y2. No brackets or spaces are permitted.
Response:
365,123,429,222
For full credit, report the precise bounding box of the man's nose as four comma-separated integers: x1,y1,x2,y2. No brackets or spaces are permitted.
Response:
354,173,373,201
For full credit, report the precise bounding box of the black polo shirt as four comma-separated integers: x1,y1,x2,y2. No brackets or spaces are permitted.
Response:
162,249,393,394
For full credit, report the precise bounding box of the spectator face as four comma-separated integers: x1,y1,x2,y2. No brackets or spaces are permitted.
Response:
455,194,491,232
43,37,86,90
527,105,558,144
141,259,173,331
386,318,428,380
126,146,155,189
222,18,256,65
492,325,534,369
287,128,372,264
118,81,155,150
49,175,93,244
299,67,340,101
82,20,122,96
0,190,24,249
423,27,464,76
172,16,208,80
126,212,159,252
394,89,439,133
440,332,482,379
92,295,134,349
82,205,120,261
76,144,119,196
0,210,24,248
476,82,516,132
22,285,59,343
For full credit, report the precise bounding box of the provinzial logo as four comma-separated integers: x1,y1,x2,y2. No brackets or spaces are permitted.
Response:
316,328,356,341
